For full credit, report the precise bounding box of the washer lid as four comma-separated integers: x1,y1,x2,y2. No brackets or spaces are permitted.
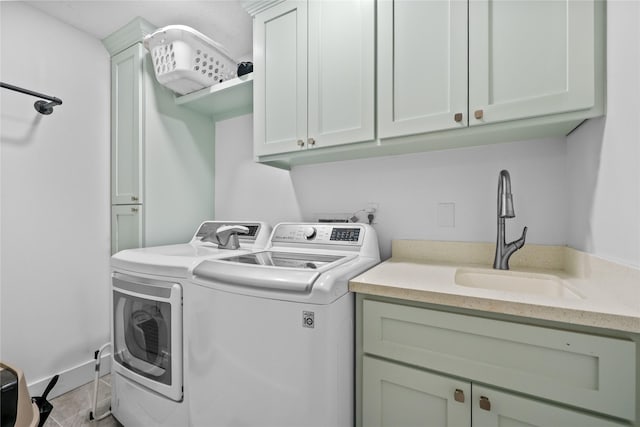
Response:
219,251,344,269
193,259,322,293
111,244,240,278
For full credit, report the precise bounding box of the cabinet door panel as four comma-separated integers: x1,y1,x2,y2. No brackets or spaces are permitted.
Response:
254,0,307,156
111,205,143,254
308,0,374,147
469,0,595,125
363,356,470,427
363,300,636,420
111,44,144,205
378,0,467,138
472,385,627,427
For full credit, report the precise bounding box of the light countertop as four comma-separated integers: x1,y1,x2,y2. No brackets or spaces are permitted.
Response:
349,241,640,333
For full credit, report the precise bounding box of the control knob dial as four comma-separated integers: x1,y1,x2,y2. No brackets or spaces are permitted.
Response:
303,226,317,240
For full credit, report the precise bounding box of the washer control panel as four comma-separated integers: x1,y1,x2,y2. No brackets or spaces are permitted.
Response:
272,224,364,246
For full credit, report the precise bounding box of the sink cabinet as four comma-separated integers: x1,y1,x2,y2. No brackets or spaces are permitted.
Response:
364,357,626,427
363,356,471,427
357,296,637,427
252,0,375,157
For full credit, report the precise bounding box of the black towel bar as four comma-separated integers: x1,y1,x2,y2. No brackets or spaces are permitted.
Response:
1,81,63,115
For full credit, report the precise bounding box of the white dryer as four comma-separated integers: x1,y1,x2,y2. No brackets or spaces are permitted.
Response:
110,221,271,427
188,223,380,427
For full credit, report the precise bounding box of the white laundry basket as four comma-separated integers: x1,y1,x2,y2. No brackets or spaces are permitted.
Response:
143,25,237,95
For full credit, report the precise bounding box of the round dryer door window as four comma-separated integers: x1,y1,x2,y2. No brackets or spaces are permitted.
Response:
121,296,171,384
112,274,183,391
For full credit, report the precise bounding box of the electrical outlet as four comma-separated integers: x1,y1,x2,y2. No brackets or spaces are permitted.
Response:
366,202,379,213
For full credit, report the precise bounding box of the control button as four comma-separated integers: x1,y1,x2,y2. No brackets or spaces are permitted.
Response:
303,227,317,240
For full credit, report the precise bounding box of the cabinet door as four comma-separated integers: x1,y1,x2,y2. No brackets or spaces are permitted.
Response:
254,0,307,156
472,385,627,427
307,0,374,148
111,43,144,205
377,0,468,138
469,0,596,126
362,357,470,427
111,205,143,254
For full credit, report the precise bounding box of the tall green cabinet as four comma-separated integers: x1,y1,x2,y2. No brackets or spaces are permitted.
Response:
104,18,215,254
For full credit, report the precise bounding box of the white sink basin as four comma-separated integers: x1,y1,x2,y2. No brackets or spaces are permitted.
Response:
454,268,583,299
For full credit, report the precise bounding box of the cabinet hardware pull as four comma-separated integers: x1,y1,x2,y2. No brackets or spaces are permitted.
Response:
307,137,316,147
131,196,139,201
454,389,465,403
131,207,139,213
454,113,463,122
479,396,491,411
474,109,484,120
297,139,305,147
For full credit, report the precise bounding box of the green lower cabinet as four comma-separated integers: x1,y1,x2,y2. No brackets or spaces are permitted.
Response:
111,204,143,254
363,356,470,427
472,385,626,427
363,356,626,427
358,297,637,427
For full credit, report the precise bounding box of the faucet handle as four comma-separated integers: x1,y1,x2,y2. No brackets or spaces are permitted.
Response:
515,226,528,248
215,225,250,250
216,225,249,237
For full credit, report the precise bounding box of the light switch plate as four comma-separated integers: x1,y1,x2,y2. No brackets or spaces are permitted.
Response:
437,202,455,228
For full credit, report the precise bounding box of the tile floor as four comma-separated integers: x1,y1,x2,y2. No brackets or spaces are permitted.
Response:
42,374,121,427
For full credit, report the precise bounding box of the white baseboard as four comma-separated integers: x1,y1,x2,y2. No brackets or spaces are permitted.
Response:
28,352,112,400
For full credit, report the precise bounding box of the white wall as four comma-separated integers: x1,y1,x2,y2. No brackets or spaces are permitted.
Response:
567,0,640,268
291,139,567,259
215,114,302,224
216,112,567,260
0,3,111,396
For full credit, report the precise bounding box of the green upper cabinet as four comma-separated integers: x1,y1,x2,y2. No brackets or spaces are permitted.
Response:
250,0,604,168
253,0,375,157
111,43,144,205
378,0,604,141
468,0,598,126
253,0,307,156
377,0,468,138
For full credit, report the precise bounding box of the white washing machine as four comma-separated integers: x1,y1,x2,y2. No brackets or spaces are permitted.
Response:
110,221,271,427
188,223,380,427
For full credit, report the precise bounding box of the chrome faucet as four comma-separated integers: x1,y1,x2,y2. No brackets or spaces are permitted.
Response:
216,225,249,250
201,225,249,250
493,170,527,270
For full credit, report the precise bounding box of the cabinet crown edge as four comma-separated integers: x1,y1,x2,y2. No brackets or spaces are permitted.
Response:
103,16,157,56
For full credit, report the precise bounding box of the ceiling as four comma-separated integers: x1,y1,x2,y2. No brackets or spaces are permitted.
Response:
25,1,253,60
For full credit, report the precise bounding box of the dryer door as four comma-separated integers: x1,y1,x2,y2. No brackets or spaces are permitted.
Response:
112,273,183,401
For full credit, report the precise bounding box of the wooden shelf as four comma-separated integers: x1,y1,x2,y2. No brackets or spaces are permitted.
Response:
174,73,253,120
